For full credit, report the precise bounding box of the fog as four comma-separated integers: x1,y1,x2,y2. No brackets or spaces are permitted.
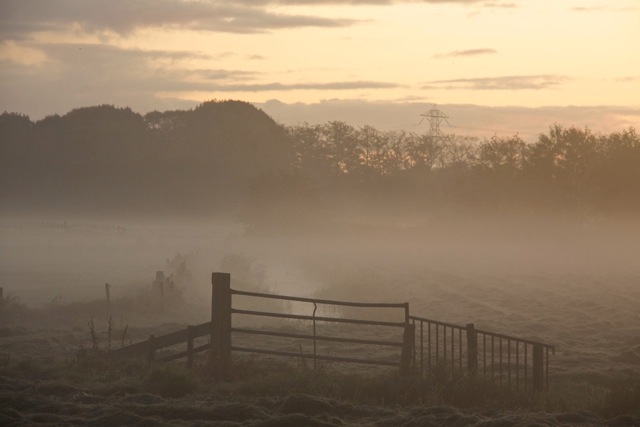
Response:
3,208,638,315
2,188,640,421
2,103,639,419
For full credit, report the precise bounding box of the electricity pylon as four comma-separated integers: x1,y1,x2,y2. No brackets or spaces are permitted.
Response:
419,105,450,142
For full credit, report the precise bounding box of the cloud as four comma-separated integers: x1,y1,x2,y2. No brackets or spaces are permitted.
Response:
571,6,638,12
0,42,242,117
0,42,401,119
227,1,489,4
480,2,516,8
433,48,497,59
0,41,266,90
0,0,522,40
615,76,640,83
0,0,360,39
571,7,602,12
424,75,569,90
205,69,259,81
204,81,401,91
0,40,47,65
465,2,516,17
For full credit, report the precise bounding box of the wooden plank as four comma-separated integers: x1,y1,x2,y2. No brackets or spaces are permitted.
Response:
110,322,211,359
110,339,150,358
231,346,399,367
232,308,406,327
231,288,407,308
192,321,212,338
151,328,189,348
231,327,404,347
154,343,211,364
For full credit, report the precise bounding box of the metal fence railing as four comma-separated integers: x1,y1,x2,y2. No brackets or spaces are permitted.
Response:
410,316,555,391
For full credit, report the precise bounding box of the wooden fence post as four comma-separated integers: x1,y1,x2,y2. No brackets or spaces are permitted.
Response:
400,323,415,374
187,325,194,369
210,272,232,369
466,323,477,377
532,343,543,392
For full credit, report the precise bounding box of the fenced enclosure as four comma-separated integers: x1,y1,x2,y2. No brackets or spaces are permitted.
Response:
112,272,555,392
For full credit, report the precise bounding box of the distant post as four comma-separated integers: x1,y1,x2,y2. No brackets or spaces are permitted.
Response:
105,283,111,314
210,272,232,370
466,323,478,377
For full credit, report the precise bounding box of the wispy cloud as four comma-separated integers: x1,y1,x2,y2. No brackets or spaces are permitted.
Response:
3,42,276,87
0,0,361,39
0,0,522,40
0,41,400,119
615,76,640,83
238,1,489,4
423,75,569,90
465,2,516,18
0,42,248,117
204,80,402,92
433,48,497,59
480,2,516,8
571,6,638,12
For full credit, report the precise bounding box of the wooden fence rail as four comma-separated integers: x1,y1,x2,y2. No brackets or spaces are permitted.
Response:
111,272,555,392
110,321,211,368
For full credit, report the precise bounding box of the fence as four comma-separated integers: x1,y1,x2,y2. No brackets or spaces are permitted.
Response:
111,272,555,392
410,316,555,392
111,321,212,368
230,288,413,371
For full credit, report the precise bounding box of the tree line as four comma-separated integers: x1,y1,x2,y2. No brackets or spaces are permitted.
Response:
1,100,638,221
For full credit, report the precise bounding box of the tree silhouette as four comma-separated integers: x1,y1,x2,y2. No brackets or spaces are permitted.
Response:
1,102,638,219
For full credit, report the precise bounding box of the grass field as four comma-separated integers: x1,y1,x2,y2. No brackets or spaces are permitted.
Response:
1,215,639,425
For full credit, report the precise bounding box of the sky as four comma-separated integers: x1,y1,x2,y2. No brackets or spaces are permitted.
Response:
1,0,639,140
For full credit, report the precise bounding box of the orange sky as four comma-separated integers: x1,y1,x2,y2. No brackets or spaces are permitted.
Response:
1,0,638,138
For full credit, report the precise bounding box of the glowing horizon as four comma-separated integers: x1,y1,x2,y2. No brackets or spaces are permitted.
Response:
1,0,638,136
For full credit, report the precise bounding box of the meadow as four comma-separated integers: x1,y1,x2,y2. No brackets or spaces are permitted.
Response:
1,214,639,425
